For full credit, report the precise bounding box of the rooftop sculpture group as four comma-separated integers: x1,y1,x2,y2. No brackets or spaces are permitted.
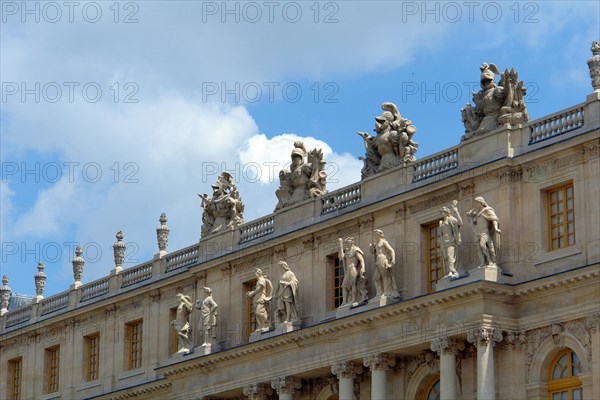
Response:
461,63,530,140
199,172,244,238
358,102,419,179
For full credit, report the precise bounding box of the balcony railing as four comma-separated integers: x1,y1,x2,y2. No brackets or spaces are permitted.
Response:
5,305,33,327
165,244,199,272
121,262,153,287
321,184,362,215
529,105,584,144
239,215,275,243
413,148,459,182
41,292,70,315
80,278,110,302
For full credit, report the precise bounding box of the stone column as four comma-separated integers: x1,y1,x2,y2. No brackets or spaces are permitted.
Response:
271,376,301,400
363,353,395,400
243,383,273,400
431,337,465,400
467,326,503,400
331,361,362,400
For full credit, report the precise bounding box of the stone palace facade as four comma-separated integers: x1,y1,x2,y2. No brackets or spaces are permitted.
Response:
1,43,599,400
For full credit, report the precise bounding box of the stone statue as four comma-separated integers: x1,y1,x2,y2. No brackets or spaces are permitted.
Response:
171,293,194,354
370,229,400,298
439,200,463,277
588,40,600,91
199,172,244,238
274,261,300,325
338,237,368,306
246,268,273,332
275,140,327,210
357,102,418,179
197,287,218,347
467,197,501,268
461,63,530,140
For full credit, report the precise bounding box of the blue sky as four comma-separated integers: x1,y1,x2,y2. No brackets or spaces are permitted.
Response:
1,0,599,297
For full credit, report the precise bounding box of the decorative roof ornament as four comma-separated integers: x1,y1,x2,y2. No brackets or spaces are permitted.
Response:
156,213,170,256
588,40,600,91
72,246,85,288
34,262,47,301
113,231,125,274
461,62,530,140
199,172,244,238
0,275,11,316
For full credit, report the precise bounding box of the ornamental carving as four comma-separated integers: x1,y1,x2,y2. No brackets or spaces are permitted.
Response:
200,172,244,238
331,360,363,379
467,325,503,346
363,353,396,371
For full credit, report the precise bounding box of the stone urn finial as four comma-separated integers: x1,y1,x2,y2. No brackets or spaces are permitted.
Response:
34,262,47,301
0,275,11,316
113,231,126,274
588,40,600,91
72,245,85,288
156,213,170,257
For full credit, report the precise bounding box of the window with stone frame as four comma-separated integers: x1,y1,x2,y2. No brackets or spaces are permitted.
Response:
45,346,60,394
9,357,22,400
245,279,257,339
548,349,583,400
125,320,143,370
422,374,440,400
547,182,575,251
425,222,443,292
329,255,343,310
85,333,100,381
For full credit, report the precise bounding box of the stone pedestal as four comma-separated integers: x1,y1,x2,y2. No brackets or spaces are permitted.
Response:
195,342,220,355
436,266,511,291
249,329,273,343
335,295,400,319
274,321,301,336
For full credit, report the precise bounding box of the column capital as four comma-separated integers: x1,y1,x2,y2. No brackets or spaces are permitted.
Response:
331,360,363,379
467,325,503,347
363,353,396,371
430,336,465,355
243,383,273,400
271,376,302,395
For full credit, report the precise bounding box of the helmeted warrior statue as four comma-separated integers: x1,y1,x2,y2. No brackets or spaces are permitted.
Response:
461,63,530,140
275,140,327,210
171,293,194,354
357,102,418,179
199,172,244,238
467,197,501,268
338,237,368,306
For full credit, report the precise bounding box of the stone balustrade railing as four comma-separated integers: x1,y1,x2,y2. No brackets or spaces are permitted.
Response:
413,148,459,182
121,262,153,287
528,105,585,144
165,244,200,272
41,292,70,315
239,215,275,243
321,183,362,215
80,278,110,302
5,305,33,328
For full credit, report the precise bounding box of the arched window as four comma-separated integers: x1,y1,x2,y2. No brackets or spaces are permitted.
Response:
423,374,440,400
548,349,583,400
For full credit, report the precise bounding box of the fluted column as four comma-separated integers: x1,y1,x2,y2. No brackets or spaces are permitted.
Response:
431,337,465,400
331,361,362,400
363,353,395,400
243,383,273,400
467,326,503,400
271,376,301,400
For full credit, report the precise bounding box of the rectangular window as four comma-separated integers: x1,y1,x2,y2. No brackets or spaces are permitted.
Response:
548,183,575,250
330,255,343,309
46,346,59,393
126,320,142,370
85,334,100,381
9,357,22,400
426,222,443,292
245,280,257,339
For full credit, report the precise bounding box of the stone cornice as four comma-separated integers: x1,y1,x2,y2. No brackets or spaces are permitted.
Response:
104,381,172,400
514,264,599,297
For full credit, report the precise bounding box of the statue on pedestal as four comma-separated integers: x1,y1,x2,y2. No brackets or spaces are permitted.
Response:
274,261,300,325
246,268,273,332
275,140,327,210
461,63,530,140
338,237,368,306
357,102,418,179
467,197,501,268
199,172,244,238
439,200,463,277
197,287,218,347
171,293,193,354
370,229,400,298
